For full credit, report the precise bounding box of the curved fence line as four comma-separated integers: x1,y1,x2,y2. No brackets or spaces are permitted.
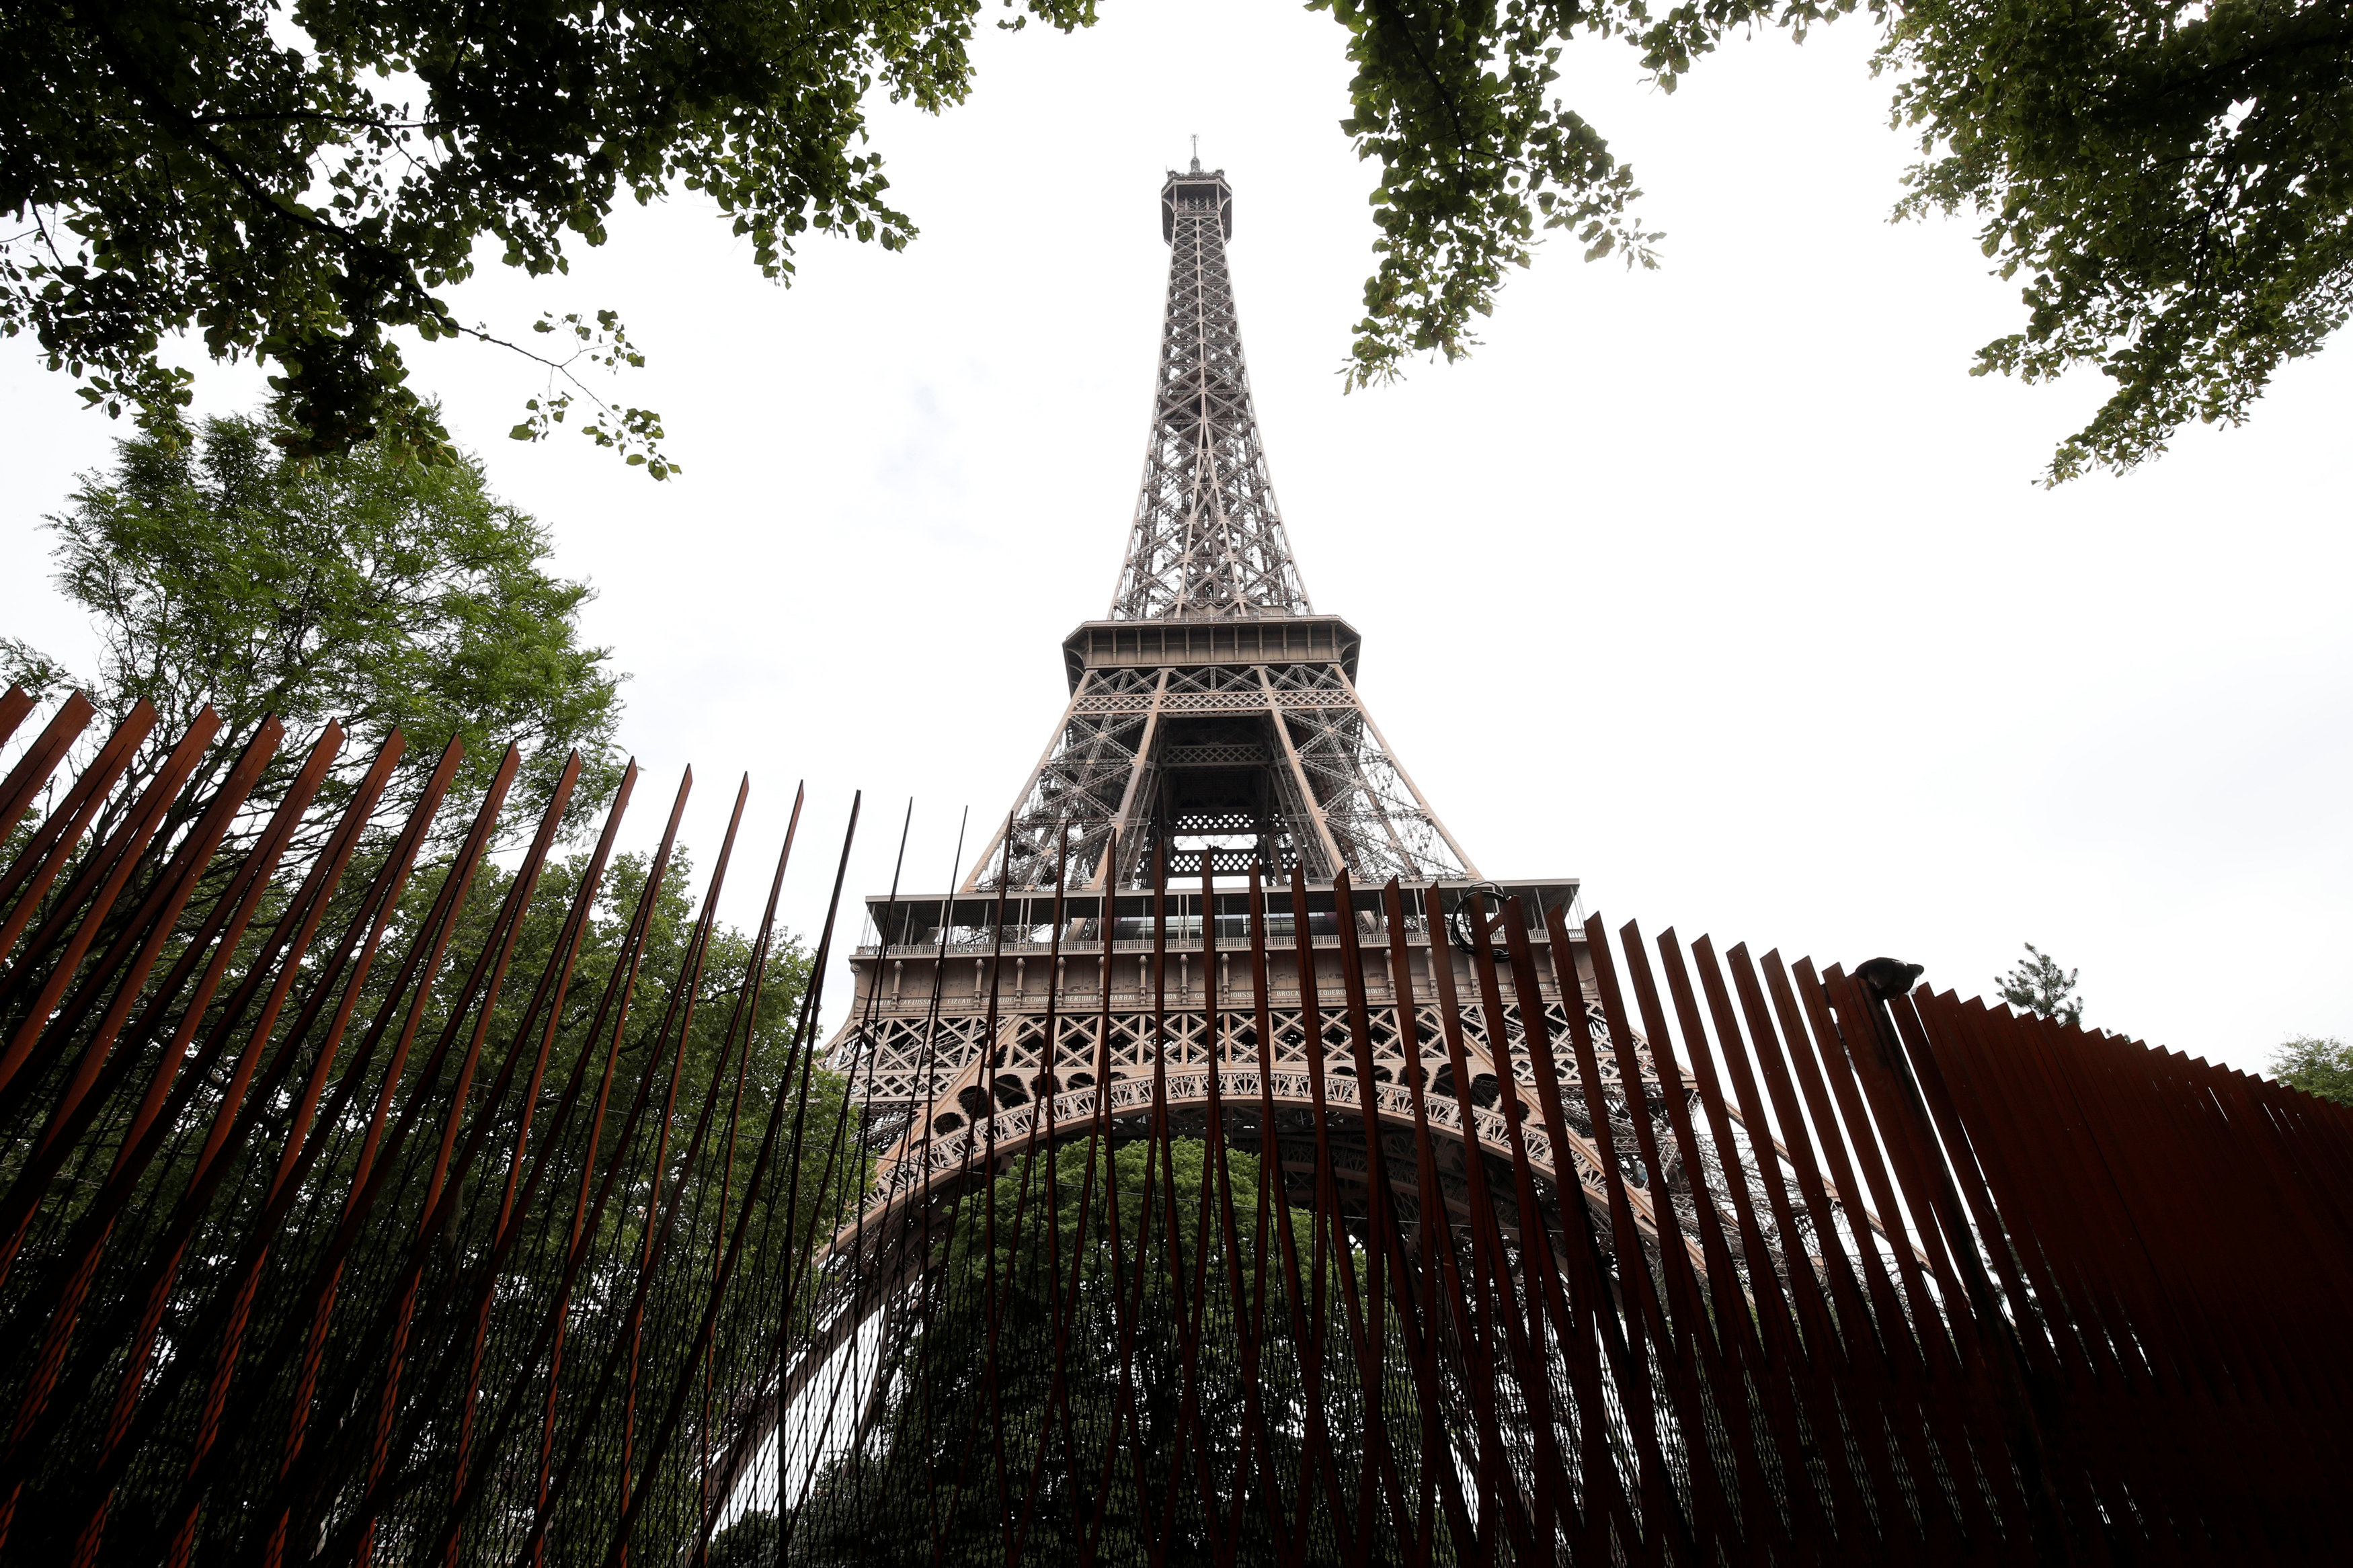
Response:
0,690,2346,1565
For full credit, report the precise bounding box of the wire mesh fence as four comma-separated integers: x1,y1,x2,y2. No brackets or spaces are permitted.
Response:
0,690,2346,1566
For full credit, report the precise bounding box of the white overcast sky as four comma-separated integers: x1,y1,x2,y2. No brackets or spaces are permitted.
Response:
3,0,2347,1072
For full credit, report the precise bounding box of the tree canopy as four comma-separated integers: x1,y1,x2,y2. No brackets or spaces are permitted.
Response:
2271,1034,2353,1104
0,410,624,852
0,0,1094,475
779,1137,1419,1566
1321,0,2353,482
5,0,2344,482
1999,942,2083,1028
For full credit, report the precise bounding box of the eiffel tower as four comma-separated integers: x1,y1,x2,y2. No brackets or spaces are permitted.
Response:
821,159,1625,1255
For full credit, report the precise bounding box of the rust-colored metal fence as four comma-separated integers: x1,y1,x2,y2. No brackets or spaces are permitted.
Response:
0,694,2345,1566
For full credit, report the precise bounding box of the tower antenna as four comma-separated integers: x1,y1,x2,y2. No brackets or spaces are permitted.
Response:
1189,134,1200,173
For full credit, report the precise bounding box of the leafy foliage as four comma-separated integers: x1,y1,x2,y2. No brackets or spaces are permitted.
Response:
9,0,2336,485
787,1138,1419,1566
1319,0,2352,481
1313,0,1663,382
0,411,624,853
1885,0,2353,481
2270,1034,2353,1105
1999,941,2082,1028
1892,0,2353,484
370,844,822,1124
705,1508,781,1568
0,0,1096,474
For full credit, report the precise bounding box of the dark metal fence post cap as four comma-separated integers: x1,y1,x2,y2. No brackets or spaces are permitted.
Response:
1856,957,1925,999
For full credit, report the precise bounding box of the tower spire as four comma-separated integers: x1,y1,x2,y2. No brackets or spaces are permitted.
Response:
1109,163,1311,621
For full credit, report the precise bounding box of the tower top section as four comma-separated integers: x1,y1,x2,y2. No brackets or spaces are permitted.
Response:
1161,164,1233,243
1112,168,1310,621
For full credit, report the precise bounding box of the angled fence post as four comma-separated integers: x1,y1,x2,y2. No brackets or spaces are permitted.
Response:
1849,956,2079,1567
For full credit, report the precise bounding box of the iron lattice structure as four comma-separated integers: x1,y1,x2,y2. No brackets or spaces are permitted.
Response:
828,875,1613,1210
1109,164,1310,622
967,161,1472,897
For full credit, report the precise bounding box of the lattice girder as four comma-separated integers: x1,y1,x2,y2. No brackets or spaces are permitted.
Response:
973,662,1473,892
1109,165,1310,622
